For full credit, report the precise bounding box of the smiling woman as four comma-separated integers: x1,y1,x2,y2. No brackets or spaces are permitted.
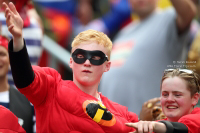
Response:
161,69,200,122
126,68,200,133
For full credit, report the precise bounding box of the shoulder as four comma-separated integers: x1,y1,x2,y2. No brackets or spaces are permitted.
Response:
179,108,200,120
0,105,25,132
179,110,200,132
160,7,176,16
178,108,200,128
33,66,61,77
100,94,138,122
0,105,16,120
155,7,176,21
32,66,62,83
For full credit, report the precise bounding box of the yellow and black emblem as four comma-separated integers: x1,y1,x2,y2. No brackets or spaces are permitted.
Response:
83,100,116,126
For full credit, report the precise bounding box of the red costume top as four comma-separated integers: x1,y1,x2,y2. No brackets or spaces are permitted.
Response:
162,107,200,133
18,66,138,133
0,105,26,133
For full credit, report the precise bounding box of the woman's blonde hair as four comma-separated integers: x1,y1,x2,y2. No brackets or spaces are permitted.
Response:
161,69,200,97
71,29,112,60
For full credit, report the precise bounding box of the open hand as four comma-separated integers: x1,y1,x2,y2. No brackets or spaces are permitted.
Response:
2,2,23,38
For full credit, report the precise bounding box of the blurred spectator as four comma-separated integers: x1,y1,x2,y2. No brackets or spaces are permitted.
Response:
99,0,197,115
187,0,200,74
71,0,132,39
0,0,43,85
0,35,34,133
0,105,26,133
187,30,200,74
186,0,200,107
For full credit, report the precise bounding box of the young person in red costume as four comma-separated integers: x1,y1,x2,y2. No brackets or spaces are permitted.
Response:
126,68,200,133
0,105,25,133
3,2,138,133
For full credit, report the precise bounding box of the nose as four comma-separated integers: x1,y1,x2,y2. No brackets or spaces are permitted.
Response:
166,94,175,103
84,59,91,66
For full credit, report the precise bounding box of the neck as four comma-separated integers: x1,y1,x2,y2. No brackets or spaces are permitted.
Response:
0,76,9,92
138,8,157,21
73,80,99,99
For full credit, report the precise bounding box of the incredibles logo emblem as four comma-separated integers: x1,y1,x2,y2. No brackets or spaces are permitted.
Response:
83,100,116,126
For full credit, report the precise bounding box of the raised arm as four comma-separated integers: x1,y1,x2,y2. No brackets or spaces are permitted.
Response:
2,2,34,89
2,2,24,51
170,0,197,33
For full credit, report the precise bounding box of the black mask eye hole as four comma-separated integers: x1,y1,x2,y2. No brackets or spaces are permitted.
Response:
91,56,101,60
76,54,85,59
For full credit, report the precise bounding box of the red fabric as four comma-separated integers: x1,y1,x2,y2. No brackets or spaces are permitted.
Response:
19,66,138,133
13,0,29,12
0,36,8,50
178,108,200,133
19,8,30,28
161,108,200,133
0,105,26,133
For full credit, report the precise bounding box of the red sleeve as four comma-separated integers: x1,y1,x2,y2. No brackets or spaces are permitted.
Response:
0,106,26,133
19,66,62,108
178,113,200,133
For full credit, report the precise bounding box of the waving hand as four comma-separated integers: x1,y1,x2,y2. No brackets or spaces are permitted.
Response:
2,2,24,51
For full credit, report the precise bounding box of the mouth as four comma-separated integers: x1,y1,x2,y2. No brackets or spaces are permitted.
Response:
82,70,92,73
166,105,178,110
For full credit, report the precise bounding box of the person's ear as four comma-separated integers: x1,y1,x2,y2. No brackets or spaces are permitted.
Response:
69,57,73,69
104,61,111,72
192,93,199,106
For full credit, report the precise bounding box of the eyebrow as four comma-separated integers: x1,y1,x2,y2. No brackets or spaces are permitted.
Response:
162,91,183,93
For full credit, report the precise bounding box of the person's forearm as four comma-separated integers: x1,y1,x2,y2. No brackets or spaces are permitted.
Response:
170,0,197,30
13,36,24,52
154,122,167,133
9,39,34,88
158,121,188,133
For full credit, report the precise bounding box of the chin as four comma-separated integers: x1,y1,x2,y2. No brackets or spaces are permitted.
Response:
166,113,175,118
80,80,94,86
166,112,180,119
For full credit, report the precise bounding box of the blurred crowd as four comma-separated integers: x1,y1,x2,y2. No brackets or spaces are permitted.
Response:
0,0,200,132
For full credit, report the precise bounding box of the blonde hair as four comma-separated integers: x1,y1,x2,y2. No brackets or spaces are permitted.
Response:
71,29,112,60
161,69,200,97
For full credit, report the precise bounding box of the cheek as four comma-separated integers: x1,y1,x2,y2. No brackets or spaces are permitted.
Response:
2,57,9,65
94,66,103,72
93,66,105,76
160,98,166,106
72,63,81,73
175,98,188,107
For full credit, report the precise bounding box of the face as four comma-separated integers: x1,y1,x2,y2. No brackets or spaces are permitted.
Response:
129,0,157,17
70,41,111,86
0,46,9,79
161,77,198,122
77,0,93,25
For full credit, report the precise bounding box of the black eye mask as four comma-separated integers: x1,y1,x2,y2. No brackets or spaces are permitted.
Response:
72,49,108,65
